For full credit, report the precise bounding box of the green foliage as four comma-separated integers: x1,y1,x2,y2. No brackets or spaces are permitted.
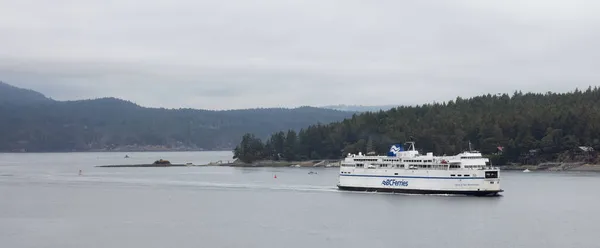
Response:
268,131,285,160
233,133,265,163
234,87,600,164
284,130,298,161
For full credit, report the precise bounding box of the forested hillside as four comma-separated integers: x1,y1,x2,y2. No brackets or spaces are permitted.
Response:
234,88,600,164
0,81,52,104
0,82,353,152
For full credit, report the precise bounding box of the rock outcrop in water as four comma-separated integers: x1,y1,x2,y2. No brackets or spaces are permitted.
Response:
96,158,190,168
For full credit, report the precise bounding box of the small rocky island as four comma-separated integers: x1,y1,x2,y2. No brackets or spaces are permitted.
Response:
96,159,192,168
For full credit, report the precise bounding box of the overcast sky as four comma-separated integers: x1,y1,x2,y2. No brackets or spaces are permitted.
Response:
1,0,599,110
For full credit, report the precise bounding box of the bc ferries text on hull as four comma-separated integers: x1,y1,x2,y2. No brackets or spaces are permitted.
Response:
337,142,503,196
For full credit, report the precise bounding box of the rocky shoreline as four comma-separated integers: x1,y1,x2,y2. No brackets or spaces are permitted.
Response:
499,162,600,172
217,160,600,172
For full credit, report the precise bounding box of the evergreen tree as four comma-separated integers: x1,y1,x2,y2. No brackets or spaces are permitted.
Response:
366,136,374,154
283,130,298,161
269,131,286,160
233,133,265,163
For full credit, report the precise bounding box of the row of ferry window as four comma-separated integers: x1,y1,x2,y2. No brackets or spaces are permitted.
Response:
354,159,435,163
353,159,378,162
404,160,433,163
410,165,461,169
342,171,474,177
342,163,462,169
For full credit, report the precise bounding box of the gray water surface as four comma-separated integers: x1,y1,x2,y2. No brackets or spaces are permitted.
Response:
1,152,599,248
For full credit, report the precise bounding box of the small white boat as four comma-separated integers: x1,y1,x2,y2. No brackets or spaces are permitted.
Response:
523,169,531,173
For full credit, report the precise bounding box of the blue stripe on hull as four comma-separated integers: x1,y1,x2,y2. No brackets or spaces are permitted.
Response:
339,174,485,180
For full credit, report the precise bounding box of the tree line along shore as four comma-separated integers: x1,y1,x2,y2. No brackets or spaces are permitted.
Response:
232,88,600,170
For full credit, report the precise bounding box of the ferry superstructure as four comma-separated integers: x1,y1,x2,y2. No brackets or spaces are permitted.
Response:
337,142,503,196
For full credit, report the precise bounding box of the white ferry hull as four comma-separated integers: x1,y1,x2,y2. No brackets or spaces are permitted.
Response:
337,171,502,196
337,185,502,196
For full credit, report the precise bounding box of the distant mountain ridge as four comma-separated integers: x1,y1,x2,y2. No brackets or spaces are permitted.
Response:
320,104,397,112
0,81,53,104
0,82,354,152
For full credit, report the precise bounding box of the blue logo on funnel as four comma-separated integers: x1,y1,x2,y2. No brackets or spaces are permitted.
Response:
387,144,404,156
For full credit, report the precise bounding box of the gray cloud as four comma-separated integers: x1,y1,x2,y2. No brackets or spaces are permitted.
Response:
1,0,599,109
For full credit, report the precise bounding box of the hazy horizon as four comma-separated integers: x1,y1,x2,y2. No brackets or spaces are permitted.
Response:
4,80,596,111
2,0,600,110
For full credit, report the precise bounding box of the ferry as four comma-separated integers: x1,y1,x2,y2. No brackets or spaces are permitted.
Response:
337,142,503,196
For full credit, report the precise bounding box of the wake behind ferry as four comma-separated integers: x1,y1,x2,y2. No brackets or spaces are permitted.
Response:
337,142,503,196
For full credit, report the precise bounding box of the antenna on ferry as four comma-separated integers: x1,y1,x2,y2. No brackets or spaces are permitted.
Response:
468,141,472,152
405,141,416,151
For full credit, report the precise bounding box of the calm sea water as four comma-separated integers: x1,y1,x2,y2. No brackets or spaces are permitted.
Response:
1,151,599,248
